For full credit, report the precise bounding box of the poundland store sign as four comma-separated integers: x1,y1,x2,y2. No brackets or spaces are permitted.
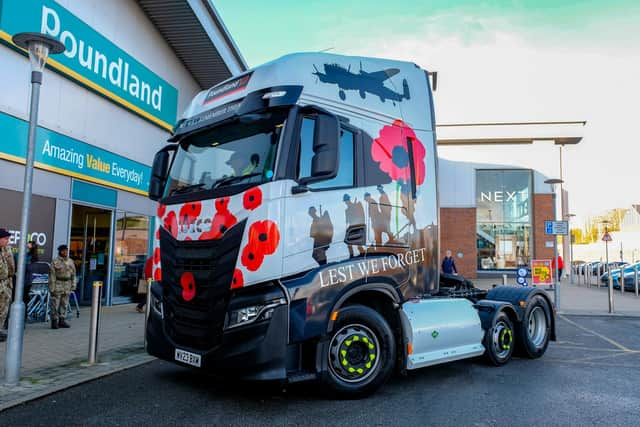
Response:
0,0,178,131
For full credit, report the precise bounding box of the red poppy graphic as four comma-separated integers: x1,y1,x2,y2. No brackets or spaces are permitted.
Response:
153,247,161,265
240,220,280,271
243,187,262,210
180,272,196,301
179,201,202,223
371,119,426,186
154,267,162,281
215,197,231,212
247,220,280,255
241,244,265,271
163,211,178,238
231,269,244,289
157,203,166,219
199,210,237,240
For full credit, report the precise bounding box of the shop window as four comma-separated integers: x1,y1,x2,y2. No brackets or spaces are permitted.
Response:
476,170,532,270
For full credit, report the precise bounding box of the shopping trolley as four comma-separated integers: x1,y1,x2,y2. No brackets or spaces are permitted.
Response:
26,262,80,322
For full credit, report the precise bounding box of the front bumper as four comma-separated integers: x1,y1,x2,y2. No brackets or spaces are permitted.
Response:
146,283,290,381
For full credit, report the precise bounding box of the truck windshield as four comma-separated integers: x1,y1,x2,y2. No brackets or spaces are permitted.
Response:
164,111,286,197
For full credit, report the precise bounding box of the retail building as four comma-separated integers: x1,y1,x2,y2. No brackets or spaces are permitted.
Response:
437,122,584,278
0,0,245,304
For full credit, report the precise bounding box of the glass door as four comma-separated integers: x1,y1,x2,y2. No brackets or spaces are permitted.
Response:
113,211,150,304
70,204,112,304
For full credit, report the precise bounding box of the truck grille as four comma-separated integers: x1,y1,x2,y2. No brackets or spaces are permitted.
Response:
159,221,245,350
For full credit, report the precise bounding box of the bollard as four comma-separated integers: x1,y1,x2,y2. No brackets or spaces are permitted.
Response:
621,267,624,294
608,268,614,313
88,281,103,364
598,264,603,287
635,266,639,297
584,266,590,286
502,274,507,286
144,278,152,349
596,264,605,288
587,267,591,287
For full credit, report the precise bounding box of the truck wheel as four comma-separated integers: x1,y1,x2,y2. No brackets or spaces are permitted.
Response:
516,295,551,358
320,305,395,397
483,311,515,366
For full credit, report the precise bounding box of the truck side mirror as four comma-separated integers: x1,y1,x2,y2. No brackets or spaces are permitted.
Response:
148,147,174,201
309,113,339,179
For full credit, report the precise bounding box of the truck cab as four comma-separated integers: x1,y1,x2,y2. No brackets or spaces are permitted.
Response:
145,53,554,397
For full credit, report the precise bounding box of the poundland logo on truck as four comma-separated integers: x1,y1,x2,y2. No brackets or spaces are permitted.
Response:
0,0,178,130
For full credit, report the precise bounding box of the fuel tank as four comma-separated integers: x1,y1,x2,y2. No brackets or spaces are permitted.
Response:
400,298,485,370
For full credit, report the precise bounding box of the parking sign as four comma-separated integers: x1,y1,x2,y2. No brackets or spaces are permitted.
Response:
544,220,569,235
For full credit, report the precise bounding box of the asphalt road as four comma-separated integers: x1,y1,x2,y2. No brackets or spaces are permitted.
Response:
2,315,640,426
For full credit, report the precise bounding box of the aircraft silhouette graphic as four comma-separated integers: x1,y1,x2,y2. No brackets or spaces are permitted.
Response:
312,63,410,104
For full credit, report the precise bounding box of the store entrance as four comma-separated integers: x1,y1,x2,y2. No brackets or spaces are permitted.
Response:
70,204,112,304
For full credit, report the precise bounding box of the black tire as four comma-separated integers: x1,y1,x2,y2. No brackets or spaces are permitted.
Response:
319,305,395,398
483,311,515,366
515,295,551,358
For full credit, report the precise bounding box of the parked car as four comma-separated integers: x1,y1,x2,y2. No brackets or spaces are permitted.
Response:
620,269,640,291
601,262,640,289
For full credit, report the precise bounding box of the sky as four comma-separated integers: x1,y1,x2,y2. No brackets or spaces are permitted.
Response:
215,0,640,227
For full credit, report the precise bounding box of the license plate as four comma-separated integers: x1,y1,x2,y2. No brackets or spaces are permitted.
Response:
175,348,202,368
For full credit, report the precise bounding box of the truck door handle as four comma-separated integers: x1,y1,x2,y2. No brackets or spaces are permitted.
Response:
344,225,365,245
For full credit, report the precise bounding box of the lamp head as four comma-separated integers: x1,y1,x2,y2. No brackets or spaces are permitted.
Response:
544,178,563,192
12,32,65,73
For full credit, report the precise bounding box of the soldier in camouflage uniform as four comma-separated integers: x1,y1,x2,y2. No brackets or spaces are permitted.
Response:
0,228,16,342
49,244,76,329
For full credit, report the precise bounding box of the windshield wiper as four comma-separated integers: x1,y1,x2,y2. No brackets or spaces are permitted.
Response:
171,183,206,195
213,173,261,189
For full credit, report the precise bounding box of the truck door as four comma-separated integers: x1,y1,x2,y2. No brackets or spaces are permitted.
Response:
282,115,359,278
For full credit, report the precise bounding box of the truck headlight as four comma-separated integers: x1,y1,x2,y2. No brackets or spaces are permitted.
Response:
226,298,286,330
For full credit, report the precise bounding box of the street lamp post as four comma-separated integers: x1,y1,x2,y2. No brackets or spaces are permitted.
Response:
4,32,64,386
602,220,613,313
545,178,563,310
565,213,576,284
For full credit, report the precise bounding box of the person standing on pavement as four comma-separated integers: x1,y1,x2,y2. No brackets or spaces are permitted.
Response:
552,255,564,281
136,257,153,313
0,228,16,341
441,249,458,275
49,244,76,329
23,240,39,309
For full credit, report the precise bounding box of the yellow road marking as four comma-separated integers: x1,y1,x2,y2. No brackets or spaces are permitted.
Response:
546,354,640,368
554,344,626,353
558,315,632,352
576,351,640,362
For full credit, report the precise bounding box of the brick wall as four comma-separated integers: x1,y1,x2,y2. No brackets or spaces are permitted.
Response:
440,208,477,278
533,194,555,260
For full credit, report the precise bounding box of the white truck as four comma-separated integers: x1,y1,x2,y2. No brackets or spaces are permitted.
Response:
145,53,555,397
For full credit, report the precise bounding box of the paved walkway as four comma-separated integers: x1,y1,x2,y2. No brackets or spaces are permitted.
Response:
0,277,639,412
473,277,640,316
0,304,151,411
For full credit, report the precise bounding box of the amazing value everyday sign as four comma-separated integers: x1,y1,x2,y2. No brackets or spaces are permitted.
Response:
0,0,178,131
0,112,150,194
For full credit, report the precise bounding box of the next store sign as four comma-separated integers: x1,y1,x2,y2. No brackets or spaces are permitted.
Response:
0,0,178,131
0,112,150,195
